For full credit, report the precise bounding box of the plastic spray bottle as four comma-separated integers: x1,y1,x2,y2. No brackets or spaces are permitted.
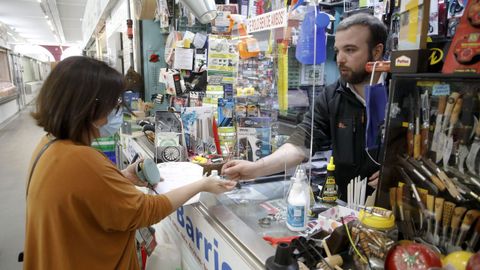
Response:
286,166,310,231
320,157,338,203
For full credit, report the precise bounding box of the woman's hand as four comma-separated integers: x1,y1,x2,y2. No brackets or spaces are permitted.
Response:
121,159,148,187
200,176,237,194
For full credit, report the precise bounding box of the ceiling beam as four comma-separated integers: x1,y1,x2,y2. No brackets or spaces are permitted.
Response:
40,0,65,44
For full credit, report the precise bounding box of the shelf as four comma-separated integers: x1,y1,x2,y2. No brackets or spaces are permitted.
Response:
392,73,480,80
0,93,18,105
317,1,344,7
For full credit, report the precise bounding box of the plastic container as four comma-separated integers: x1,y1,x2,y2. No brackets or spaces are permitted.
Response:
286,166,310,231
320,156,338,203
351,207,397,269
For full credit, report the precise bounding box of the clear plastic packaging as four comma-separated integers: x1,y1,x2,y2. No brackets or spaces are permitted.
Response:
350,207,398,269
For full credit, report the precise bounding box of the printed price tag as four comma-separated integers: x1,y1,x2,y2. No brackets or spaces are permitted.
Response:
432,84,450,96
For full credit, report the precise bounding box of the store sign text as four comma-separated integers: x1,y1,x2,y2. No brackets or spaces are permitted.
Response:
246,8,287,33
177,206,232,270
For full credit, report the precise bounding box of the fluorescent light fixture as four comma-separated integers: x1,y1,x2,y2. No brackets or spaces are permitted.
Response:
45,15,49,19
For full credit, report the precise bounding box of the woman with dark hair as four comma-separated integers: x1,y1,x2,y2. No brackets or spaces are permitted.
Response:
24,56,236,270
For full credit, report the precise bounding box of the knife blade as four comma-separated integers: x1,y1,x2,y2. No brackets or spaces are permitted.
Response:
443,98,463,168
431,96,447,153
407,95,415,157
414,89,422,159
421,90,430,157
437,92,460,163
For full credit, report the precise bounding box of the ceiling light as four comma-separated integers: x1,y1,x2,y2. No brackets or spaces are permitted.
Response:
45,15,49,19
47,20,52,27
37,0,41,2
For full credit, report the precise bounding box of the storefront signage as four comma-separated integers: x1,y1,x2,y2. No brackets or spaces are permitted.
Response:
246,8,287,33
171,206,253,270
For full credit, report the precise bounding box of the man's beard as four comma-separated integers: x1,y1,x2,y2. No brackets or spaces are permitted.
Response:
339,53,374,84
340,68,369,84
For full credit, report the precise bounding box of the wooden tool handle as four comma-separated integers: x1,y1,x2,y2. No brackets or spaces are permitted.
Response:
442,201,456,228
407,129,414,157
389,187,397,212
438,96,448,114
396,187,403,207
435,197,445,222
418,188,428,206
450,98,463,126
414,133,421,159
430,174,446,192
444,92,460,117
427,195,435,212
451,207,467,229
421,127,429,157
462,210,480,227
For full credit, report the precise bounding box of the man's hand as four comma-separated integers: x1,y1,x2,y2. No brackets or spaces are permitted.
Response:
222,160,259,181
368,170,379,188
121,159,148,187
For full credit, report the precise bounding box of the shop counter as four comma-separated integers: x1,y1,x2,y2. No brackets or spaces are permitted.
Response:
160,180,293,270
120,135,295,269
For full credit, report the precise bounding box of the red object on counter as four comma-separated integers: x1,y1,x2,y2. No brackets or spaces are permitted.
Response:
385,243,442,270
212,116,222,155
467,251,480,270
263,235,299,246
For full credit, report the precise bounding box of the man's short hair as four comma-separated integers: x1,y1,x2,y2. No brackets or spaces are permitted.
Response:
336,13,388,51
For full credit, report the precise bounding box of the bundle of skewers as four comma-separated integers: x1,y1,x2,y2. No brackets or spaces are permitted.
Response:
347,176,367,210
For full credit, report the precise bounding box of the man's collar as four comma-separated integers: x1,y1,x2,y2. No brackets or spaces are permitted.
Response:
346,83,366,107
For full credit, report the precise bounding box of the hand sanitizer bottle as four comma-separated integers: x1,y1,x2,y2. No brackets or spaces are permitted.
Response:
286,166,310,231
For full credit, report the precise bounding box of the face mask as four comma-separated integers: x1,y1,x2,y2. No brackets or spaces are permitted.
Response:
98,108,123,137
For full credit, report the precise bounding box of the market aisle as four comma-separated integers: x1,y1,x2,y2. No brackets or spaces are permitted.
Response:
0,105,44,270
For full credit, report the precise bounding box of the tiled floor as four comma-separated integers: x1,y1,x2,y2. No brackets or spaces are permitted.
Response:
0,105,44,270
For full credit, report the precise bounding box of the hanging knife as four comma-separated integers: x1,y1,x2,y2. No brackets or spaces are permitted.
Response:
441,201,456,249
458,92,476,173
466,114,480,175
407,95,415,157
447,165,480,189
449,206,467,248
398,167,427,232
443,98,463,169
422,158,462,201
409,157,445,192
414,89,422,159
433,197,445,245
455,209,480,247
437,92,460,163
398,155,439,194
431,96,447,154
421,90,430,157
